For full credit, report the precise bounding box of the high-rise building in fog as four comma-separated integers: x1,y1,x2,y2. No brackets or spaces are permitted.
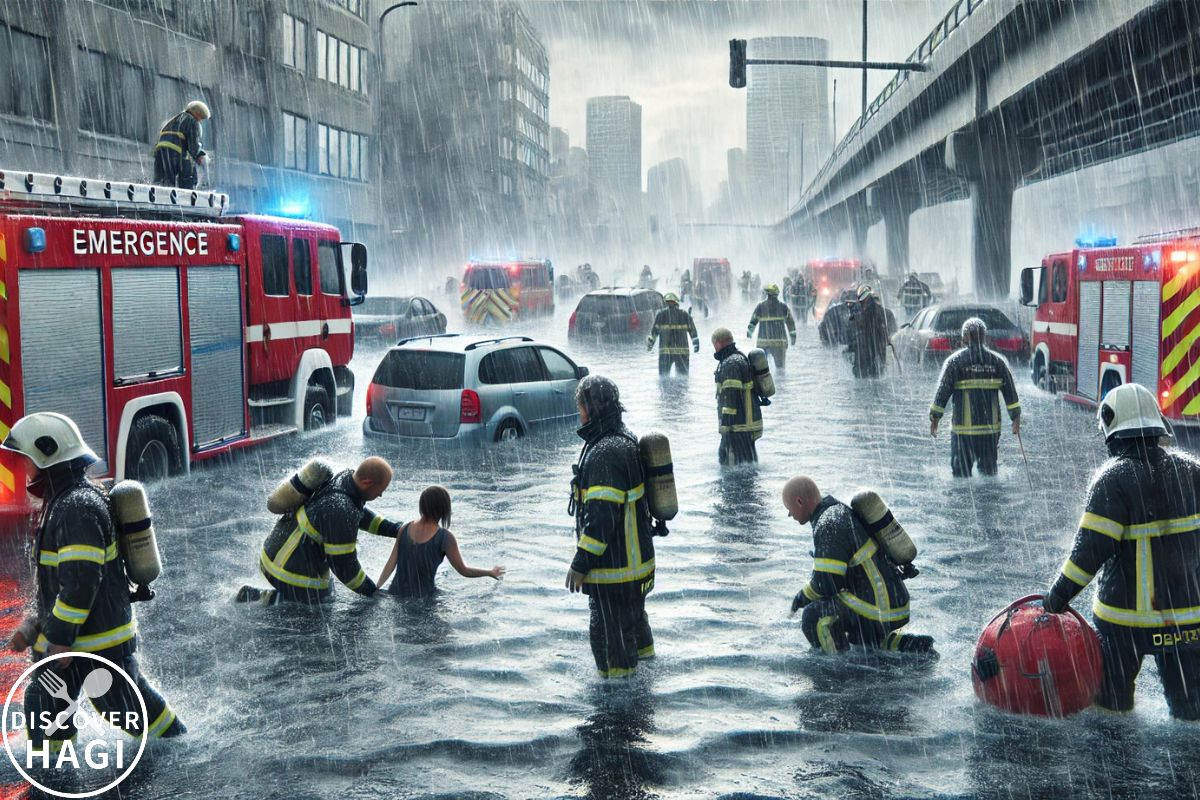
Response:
745,36,831,222
550,127,570,166
647,158,701,227
586,96,642,203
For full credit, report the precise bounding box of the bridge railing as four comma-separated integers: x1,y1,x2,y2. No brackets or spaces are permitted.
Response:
797,0,988,208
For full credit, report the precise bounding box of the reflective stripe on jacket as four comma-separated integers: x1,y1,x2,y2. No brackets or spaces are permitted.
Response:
747,297,796,348
929,346,1020,435
648,305,698,355
714,345,763,439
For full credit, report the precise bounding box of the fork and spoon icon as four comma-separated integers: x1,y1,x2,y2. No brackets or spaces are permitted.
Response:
35,667,114,737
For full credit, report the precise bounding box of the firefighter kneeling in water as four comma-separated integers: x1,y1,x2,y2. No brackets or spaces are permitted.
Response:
238,457,400,604
1043,383,1200,720
3,413,185,748
566,375,656,678
783,476,933,654
647,293,699,375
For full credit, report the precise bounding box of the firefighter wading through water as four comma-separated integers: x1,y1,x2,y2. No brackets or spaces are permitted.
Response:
929,317,1021,477
153,100,210,189
713,327,763,466
647,293,700,375
566,375,656,678
3,413,186,748
747,284,797,368
1043,383,1200,719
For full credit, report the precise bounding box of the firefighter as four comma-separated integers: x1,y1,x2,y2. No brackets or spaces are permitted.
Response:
152,100,210,189
713,327,762,466
238,457,400,604
747,285,797,368
789,275,816,325
929,318,1021,477
566,375,656,679
680,269,693,301
898,272,933,319
3,413,186,748
646,293,699,375
638,265,655,290
1043,383,1200,719
783,476,933,654
739,271,752,300
849,284,890,379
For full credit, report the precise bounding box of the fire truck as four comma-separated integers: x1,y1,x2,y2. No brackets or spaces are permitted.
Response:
1019,232,1200,419
806,258,863,313
459,259,554,325
0,171,367,528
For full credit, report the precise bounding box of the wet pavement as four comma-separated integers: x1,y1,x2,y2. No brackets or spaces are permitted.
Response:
3,294,1200,799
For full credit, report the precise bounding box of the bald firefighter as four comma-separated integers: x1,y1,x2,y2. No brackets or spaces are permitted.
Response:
239,457,400,604
713,327,763,466
929,317,1021,477
747,284,797,368
783,476,933,654
1043,383,1200,720
153,100,210,189
647,293,700,375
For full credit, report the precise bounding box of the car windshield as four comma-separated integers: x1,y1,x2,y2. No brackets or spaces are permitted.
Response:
356,297,411,316
373,350,464,390
577,295,634,314
934,308,1015,332
466,267,511,290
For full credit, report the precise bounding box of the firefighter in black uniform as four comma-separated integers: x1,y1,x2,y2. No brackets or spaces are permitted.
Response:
713,328,763,466
1043,383,1200,719
152,100,210,189
240,457,399,604
783,476,933,654
646,293,699,375
849,284,891,378
929,317,1021,477
566,375,656,679
747,285,797,368
789,276,815,325
3,413,185,749
898,272,933,319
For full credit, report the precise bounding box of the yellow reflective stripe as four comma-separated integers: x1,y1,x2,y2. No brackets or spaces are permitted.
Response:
583,484,645,504
366,515,384,535
951,423,1001,434
578,534,607,555
1136,539,1153,613
849,538,878,567
1093,599,1200,628
861,550,894,621
1061,559,1094,587
659,348,689,355
148,706,177,738
323,541,356,556
730,422,763,433
659,324,690,330
1006,401,1021,411
56,544,108,564
1162,320,1200,376
584,483,654,586
838,591,910,622
955,379,1003,389
52,599,89,624
71,621,137,652
756,339,789,346
160,130,186,139
0,462,12,492
718,379,744,391
929,404,945,415
1081,512,1125,541
1162,286,1200,340
1163,268,1192,303
637,644,655,658
344,569,366,591
259,549,330,590
599,666,637,678
719,406,737,415
1162,356,1200,409
813,558,847,575
802,583,821,601
757,316,786,322
1126,513,1200,538
0,378,12,409
816,615,839,653
295,507,323,543
155,141,184,154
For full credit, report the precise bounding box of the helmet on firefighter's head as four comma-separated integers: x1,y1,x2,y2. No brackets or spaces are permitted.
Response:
663,292,679,305
961,317,987,346
186,100,211,120
575,374,624,421
764,284,779,296
1097,383,1172,442
1,412,98,470
856,283,874,301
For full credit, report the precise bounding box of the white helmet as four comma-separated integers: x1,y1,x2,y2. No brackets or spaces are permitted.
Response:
1097,383,1172,441
1,412,98,469
185,100,211,120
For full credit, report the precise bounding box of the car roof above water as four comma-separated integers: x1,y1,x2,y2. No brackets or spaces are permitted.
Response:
390,333,537,354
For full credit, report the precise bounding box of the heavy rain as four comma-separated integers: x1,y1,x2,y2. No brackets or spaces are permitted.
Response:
0,1,1199,798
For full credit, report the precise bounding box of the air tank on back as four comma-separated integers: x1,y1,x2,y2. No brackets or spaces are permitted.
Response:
638,432,676,536
267,458,334,515
747,348,776,398
851,489,918,566
110,480,161,601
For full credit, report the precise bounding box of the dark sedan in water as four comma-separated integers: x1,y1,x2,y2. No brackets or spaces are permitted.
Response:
891,303,1030,364
352,295,447,344
567,288,664,343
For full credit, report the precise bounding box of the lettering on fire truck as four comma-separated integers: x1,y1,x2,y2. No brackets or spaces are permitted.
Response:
72,228,209,257
1093,255,1134,273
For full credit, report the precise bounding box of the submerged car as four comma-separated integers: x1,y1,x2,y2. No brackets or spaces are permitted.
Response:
363,334,588,445
568,288,664,343
891,303,1029,364
352,295,447,343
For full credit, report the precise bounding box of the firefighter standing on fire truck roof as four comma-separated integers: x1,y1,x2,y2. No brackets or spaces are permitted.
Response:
152,100,210,189
1043,383,1200,720
647,293,699,375
929,317,1021,477
3,413,186,748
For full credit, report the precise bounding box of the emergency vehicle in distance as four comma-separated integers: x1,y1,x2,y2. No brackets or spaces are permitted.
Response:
806,257,862,314
460,258,554,325
1019,231,1200,422
0,171,368,529
691,257,733,304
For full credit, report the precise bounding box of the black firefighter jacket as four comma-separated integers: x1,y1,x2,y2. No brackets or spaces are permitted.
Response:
714,344,763,440
747,296,797,349
647,306,699,355
929,346,1021,435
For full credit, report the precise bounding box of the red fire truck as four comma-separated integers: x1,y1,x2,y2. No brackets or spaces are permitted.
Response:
0,171,367,528
806,258,862,313
459,259,554,325
1019,232,1200,418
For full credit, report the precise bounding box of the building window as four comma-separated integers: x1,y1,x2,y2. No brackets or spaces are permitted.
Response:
0,27,53,122
79,49,146,141
328,0,363,18
317,123,367,180
153,76,216,151
229,99,269,164
316,31,364,94
282,112,307,170
282,14,306,71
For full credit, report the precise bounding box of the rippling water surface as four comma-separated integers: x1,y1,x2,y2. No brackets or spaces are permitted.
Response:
4,295,1200,799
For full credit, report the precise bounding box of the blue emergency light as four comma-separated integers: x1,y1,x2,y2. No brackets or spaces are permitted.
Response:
23,227,45,254
1075,236,1118,248
227,233,241,252
277,198,311,218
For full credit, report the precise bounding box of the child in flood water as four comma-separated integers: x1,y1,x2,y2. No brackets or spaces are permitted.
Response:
376,485,505,597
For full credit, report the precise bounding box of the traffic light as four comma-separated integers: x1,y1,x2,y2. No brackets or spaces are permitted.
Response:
729,39,747,89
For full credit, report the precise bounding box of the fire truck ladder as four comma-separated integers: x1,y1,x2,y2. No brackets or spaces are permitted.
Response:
0,170,229,219
1134,227,1200,244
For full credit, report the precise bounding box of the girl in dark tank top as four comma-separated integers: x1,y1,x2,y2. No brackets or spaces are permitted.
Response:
377,485,505,598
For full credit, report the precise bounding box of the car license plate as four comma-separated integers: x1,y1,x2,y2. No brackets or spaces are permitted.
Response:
396,406,426,421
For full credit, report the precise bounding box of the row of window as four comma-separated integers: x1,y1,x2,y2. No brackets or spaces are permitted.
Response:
260,234,344,298
328,0,364,18
515,114,548,149
317,30,365,94
498,79,548,121
318,123,368,180
506,45,548,93
478,346,578,385
282,14,307,71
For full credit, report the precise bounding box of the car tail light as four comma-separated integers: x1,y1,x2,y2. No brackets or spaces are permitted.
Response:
460,389,482,424
366,383,382,417
928,336,952,351
569,311,577,331
993,336,1024,350
629,312,641,331
379,322,397,337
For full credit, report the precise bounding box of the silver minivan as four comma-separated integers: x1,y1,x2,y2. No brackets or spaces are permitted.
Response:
362,334,589,445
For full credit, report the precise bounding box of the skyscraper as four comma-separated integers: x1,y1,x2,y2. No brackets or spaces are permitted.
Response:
586,96,642,203
745,37,831,222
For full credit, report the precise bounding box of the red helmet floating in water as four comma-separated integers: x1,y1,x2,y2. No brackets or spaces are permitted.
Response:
971,595,1103,718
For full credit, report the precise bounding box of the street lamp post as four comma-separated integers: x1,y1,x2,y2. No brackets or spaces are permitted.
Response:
375,2,418,265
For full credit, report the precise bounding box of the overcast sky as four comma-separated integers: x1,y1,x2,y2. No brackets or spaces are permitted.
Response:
521,0,952,202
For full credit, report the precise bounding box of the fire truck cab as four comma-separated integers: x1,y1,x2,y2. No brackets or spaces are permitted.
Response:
0,171,367,527
806,258,862,313
1020,232,1199,420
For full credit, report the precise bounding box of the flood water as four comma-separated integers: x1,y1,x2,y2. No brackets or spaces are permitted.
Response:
4,293,1200,800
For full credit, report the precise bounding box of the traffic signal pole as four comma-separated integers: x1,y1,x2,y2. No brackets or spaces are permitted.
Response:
728,39,927,89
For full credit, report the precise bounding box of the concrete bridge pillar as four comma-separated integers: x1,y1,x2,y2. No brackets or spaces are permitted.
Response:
867,183,921,277
846,193,871,260
946,128,1041,299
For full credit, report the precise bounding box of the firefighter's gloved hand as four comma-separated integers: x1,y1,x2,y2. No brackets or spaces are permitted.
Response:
746,328,754,339
1042,592,1068,614
646,337,654,352
693,343,700,353
791,591,810,615
790,334,797,345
